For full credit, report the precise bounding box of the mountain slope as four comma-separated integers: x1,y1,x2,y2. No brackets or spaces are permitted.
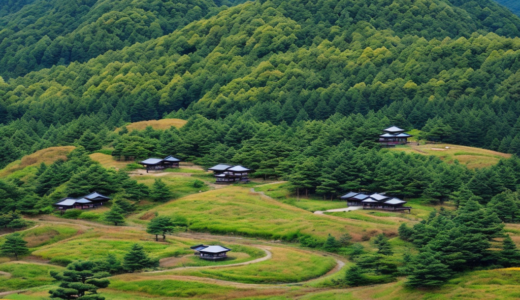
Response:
495,0,520,15
0,0,239,79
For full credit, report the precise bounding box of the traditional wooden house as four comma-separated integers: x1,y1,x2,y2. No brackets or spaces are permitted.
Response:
54,192,111,211
361,195,411,213
340,192,369,206
208,164,252,184
190,245,231,260
378,126,412,147
139,156,181,173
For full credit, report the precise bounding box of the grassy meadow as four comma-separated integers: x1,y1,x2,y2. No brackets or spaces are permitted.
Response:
0,262,63,292
5,225,79,249
0,146,75,179
389,143,510,169
119,246,336,284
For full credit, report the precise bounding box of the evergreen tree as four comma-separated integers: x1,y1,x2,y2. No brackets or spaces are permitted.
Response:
77,129,102,152
500,235,520,267
123,244,159,272
104,204,125,226
374,234,393,256
407,248,452,287
0,233,29,260
149,179,172,202
322,234,339,252
345,265,366,286
147,216,175,241
49,261,110,300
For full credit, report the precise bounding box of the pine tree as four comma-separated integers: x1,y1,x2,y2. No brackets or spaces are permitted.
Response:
374,234,393,256
407,248,452,287
500,235,520,267
147,216,175,241
104,204,125,226
398,223,414,241
0,233,29,260
123,244,159,272
77,129,102,152
345,264,366,286
150,179,172,202
322,234,339,252
49,260,110,300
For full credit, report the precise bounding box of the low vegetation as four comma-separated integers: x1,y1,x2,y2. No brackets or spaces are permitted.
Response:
117,119,187,132
0,262,63,292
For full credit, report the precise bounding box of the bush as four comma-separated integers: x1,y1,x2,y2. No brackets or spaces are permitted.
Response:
95,149,114,155
125,163,143,171
50,257,73,266
62,209,83,219
193,180,205,188
77,212,101,221
299,234,322,248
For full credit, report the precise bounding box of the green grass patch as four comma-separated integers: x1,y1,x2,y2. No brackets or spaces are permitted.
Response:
166,246,336,283
164,168,207,174
0,262,63,292
134,175,210,199
109,279,236,298
324,212,398,225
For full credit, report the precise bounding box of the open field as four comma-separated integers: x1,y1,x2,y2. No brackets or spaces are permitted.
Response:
0,146,76,178
118,245,336,284
389,143,510,169
90,153,133,170
147,186,407,241
0,262,63,292
133,174,210,199
5,225,79,249
116,119,187,132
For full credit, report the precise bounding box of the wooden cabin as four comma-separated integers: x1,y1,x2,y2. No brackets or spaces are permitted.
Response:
209,164,252,184
378,126,412,147
139,156,181,173
340,192,369,206
342,191,411,213
54,191,111,211
190,245,231,260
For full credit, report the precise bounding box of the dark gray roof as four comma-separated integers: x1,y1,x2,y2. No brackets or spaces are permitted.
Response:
340,192,359,199
369,193,389,201
228,165,251,172
84,191,110,201
140,158,164,165
383,126,405,133
396,133,412,138
208,164,232,171
353,194,369,200
198,245,231,254
362,199,378,203
54,198,78,206
380,133,396,138
190,244,207,251
384,198,407,205
164,156,181,162
75,198,92,204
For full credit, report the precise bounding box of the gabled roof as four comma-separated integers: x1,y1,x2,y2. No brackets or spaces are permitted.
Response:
384,198,407,205
383,126,405,133
208,164,232,171
164,156,181,162
140,158,164,165
353,194,369,200
396,133,412,138
340,192,359,199
227,165,251,172
84,191,110,201
75,198,92,204
369,193,389,201
54,198,77,206
198,245,231,253
362,199,378,203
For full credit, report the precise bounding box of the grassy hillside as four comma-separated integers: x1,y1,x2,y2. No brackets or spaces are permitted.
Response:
389,143,511,169
0,146,75,178
118,118,187,132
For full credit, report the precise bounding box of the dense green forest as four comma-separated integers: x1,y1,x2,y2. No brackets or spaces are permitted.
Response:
495,0,520,16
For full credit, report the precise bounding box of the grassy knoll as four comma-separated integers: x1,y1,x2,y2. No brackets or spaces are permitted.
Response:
0,146,75,178
133,174,210,199
108,279,236,298
117,119,187,132
0,262,63,292
255,183,346,212
300,268,520,299
121,246,336,284
89,153,133,170
389,143,510,169
148,186,409,241
8,225,79,249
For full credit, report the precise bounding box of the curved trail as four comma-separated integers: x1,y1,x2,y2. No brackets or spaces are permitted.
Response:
149,247,272,274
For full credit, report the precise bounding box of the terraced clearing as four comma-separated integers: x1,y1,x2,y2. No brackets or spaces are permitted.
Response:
389,143,510,169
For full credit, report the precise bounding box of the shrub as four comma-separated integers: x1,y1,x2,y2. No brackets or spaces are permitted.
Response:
193,180,205,188
125,163,143,171
62,209,82,219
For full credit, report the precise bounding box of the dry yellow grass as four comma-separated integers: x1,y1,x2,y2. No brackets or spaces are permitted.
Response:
389,143,510,169
90,153,132,170
116,119,187,132
0,146,75,177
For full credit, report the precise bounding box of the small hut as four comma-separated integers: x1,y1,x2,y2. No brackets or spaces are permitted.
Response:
208,164,253,184
378,126,412,147
190,245,231,260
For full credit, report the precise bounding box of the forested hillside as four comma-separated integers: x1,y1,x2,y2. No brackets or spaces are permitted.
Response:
495,0,520,16
0,0,242,79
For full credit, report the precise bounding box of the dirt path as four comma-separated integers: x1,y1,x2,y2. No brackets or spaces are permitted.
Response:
0,270,11,278
314,207,362,215
149,247,272,274
0,224,40,237
0,290,26,297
